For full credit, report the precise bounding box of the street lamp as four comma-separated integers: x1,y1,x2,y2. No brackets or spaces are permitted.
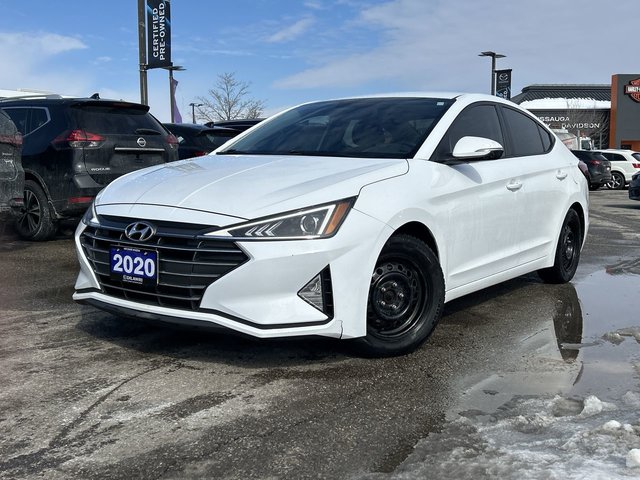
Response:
163,65,186,122
189,102,203,124
479,51,505,96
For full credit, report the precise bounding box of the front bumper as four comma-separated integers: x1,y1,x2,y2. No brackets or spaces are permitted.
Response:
73,207,392,340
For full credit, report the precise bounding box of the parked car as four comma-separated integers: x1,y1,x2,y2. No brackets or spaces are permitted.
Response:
0,95,178,240
163,123,240,159
570,150,612,190
203,118,264,132
629,172,640,201
591,149,640,190
0,109,24,222
73,93,588,357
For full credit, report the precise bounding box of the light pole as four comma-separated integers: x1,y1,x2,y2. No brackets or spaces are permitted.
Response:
189,102,203,124
479,51,505,96
164,65,186,122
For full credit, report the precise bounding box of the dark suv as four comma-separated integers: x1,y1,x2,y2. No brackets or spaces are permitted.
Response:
0,109,24,222
0,96,178,240
163,123,240,159
571,150,612,190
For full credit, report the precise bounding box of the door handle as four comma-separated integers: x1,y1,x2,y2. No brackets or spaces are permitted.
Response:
556,170,568,180
506,181,522,191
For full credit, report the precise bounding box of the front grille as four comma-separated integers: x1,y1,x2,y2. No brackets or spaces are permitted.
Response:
80,216,249,310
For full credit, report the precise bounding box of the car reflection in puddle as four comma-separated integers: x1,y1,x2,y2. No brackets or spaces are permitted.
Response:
459,261,640,417
569,263,640,400
455,281,585,418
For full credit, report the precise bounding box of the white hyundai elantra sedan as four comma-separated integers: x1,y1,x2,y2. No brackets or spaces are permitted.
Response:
73,93,588,356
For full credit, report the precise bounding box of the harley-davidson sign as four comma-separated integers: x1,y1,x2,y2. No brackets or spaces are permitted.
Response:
624,78,640,102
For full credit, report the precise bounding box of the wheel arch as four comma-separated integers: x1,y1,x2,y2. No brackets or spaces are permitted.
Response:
569,201,587,246
392,221,439,259
23,169,52,199
23,169,58,216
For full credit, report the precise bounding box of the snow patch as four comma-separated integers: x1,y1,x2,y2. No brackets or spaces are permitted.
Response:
357,393,640,480
627,449,640,468
520,97,611,110
580,395,616,417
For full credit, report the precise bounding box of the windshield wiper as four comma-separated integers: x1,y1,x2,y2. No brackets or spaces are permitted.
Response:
216,149,247,155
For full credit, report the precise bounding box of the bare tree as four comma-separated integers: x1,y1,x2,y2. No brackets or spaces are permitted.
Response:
195,72,266,123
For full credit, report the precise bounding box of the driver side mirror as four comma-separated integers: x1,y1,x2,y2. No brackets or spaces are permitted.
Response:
452,136,504,161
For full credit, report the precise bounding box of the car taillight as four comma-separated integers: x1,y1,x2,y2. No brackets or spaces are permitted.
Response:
193,150,208,157
53,129,105,148
68,196,94,205
166,133,179,149
0,133,22,147
632,163,640,169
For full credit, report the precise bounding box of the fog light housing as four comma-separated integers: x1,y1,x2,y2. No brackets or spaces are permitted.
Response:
297,266,333,318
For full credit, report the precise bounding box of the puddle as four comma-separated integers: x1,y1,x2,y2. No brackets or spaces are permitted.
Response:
363,265,640,480
570,268,640,400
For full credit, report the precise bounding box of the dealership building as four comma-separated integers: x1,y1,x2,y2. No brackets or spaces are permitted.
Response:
512,75,640,151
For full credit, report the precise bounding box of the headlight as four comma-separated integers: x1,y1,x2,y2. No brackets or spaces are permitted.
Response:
208,198,355,240
81,200,99,226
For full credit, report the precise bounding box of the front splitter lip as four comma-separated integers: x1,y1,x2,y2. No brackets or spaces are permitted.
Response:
73,291,342,339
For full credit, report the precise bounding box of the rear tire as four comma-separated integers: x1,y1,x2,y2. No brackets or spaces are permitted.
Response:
356,235,444,357
606,171,625,190
538,209,582,284
14,180,57,241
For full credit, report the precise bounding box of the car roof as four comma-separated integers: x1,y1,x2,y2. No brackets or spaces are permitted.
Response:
0,96,150,112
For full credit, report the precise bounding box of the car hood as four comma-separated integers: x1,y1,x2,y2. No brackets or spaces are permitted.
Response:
98,154,408,219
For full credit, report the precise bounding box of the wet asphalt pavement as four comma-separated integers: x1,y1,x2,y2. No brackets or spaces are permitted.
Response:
0,189,639,479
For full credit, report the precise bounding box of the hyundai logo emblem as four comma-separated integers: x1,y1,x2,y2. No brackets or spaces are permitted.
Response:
137,137,147,147
124,221,156,242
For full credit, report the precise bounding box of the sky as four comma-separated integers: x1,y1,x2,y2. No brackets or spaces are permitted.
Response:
0,0,638,123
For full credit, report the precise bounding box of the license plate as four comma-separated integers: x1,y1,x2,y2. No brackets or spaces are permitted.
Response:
110,247,158,286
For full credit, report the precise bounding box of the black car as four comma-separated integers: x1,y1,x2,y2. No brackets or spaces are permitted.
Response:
571,150,612,190
0,96,179,240
630,172,640,201
0,109,24,222
163,123,240,160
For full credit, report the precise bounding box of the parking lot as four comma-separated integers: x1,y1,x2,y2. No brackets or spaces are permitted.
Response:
1,189,640,479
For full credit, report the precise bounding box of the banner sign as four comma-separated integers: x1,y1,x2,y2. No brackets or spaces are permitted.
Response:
146,0,171,69
495,69,512,100
171,78,183,123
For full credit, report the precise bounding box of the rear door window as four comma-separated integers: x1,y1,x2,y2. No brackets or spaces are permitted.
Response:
501,107,548,156
2,107,29,135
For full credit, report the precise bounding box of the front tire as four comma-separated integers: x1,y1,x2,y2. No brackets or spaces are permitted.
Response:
357,235,444,357
14,180,57,241
538,209,582,284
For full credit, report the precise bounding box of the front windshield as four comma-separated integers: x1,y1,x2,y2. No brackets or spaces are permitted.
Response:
217,97,454,159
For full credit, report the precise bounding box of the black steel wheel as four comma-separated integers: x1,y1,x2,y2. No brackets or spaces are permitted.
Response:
605,171,625,190
15,180,57,241
357,234,444,357
538,209,582,284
